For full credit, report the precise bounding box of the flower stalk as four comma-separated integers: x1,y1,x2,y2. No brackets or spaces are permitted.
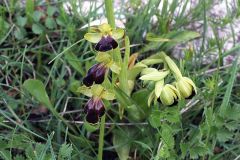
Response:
97,0,116,160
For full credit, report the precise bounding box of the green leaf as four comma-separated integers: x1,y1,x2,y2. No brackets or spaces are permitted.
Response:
38,132,54,160
32,24,44,34
16,16,27,27
113,129,131,160
131,89,151,120
148,110,161,128
189,145,208,159
217,128,233,142
0,149,11,160
119,36,130,95
142,30,200,53
23,79,52,108
114,86,134,108
33,11,44,22
47,6,58,16
161,124,174,148
224,105,240,120
180,142,188,158
164,107,180,123
134,141,152,153
204,107,214,128
45,17,57,29
64,51,84,75
23,79,77,133
59,143,73,160
14,28,26,40
219,53,240,116
146,33,170,42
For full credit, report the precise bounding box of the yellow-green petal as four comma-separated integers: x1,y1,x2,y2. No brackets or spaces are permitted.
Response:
184,77,197,94
101,90,115,100
168,84,181,99
112,28,124,40
155,80,164,98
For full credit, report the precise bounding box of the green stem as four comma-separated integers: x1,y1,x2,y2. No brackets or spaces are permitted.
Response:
97,1,116,159
104,0,115,28
97,114,106,160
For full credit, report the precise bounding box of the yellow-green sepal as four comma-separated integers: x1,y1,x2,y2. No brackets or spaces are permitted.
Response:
77,86,92,97
140,70,169,81
98,23,112,34
141,68,158,76
84,32,102,43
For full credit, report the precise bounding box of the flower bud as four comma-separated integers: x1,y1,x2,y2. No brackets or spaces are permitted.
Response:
158,84,180,106
175,77,197,99
164,55,182,79
83,63,107,87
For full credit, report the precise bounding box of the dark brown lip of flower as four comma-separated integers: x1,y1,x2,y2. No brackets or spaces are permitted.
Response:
95,36,118,52
86,110,99,124
83,63,107,87
84,98,106,123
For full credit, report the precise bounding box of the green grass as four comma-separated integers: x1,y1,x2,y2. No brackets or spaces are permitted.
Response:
0,0,240,159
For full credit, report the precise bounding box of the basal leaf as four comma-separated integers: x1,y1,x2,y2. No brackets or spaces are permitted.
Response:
23,79,52,109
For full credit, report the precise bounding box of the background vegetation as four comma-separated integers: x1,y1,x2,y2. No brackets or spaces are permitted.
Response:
0,0,240,159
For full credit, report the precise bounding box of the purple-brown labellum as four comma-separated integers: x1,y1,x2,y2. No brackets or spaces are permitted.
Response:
95,36,118,52
83,75,94,87
83,64,100,87
86,110,99,124
83,63,107,86
84,98,95,113
84,98,106,124
95,99,105,117
94,66,107,84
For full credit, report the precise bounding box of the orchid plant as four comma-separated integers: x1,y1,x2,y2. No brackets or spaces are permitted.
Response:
79,24,197,124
